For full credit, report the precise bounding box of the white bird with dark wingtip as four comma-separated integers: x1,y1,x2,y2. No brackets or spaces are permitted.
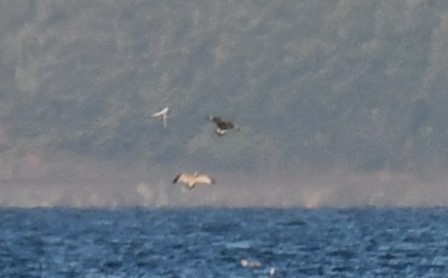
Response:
172,172,215,190
207,116,240,136
152,106,170,128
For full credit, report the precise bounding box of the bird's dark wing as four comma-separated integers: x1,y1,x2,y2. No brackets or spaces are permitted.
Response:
173,174,181,184
209,116,235,130
217,120,234,129
210,116,223,124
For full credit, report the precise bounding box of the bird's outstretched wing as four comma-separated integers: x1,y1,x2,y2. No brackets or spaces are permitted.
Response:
208,116,235,130
152,107,169,117
195,174,215,185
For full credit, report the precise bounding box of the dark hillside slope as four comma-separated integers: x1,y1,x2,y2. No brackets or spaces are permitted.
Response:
0,0,447,175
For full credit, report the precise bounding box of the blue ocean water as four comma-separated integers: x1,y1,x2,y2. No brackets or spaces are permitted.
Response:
0,207,447,277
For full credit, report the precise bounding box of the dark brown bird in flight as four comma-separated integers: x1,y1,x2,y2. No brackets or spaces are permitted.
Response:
207,116,240,136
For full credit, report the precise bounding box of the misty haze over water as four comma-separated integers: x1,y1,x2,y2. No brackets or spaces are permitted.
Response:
1,1,448,207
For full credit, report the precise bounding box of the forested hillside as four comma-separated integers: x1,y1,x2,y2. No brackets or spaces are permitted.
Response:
1,0,448,178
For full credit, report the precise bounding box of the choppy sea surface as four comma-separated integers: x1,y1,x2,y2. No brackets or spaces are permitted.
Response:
1,207,448,277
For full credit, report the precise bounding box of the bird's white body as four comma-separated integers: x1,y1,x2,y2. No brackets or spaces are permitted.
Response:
215,128,227,136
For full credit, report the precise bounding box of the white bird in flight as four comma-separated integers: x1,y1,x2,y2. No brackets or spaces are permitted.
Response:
172,172,215,190
152,107,170,128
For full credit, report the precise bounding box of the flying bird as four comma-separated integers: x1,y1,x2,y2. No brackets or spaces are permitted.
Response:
172,172,215,190
207,116,240,136
152,107,170,128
